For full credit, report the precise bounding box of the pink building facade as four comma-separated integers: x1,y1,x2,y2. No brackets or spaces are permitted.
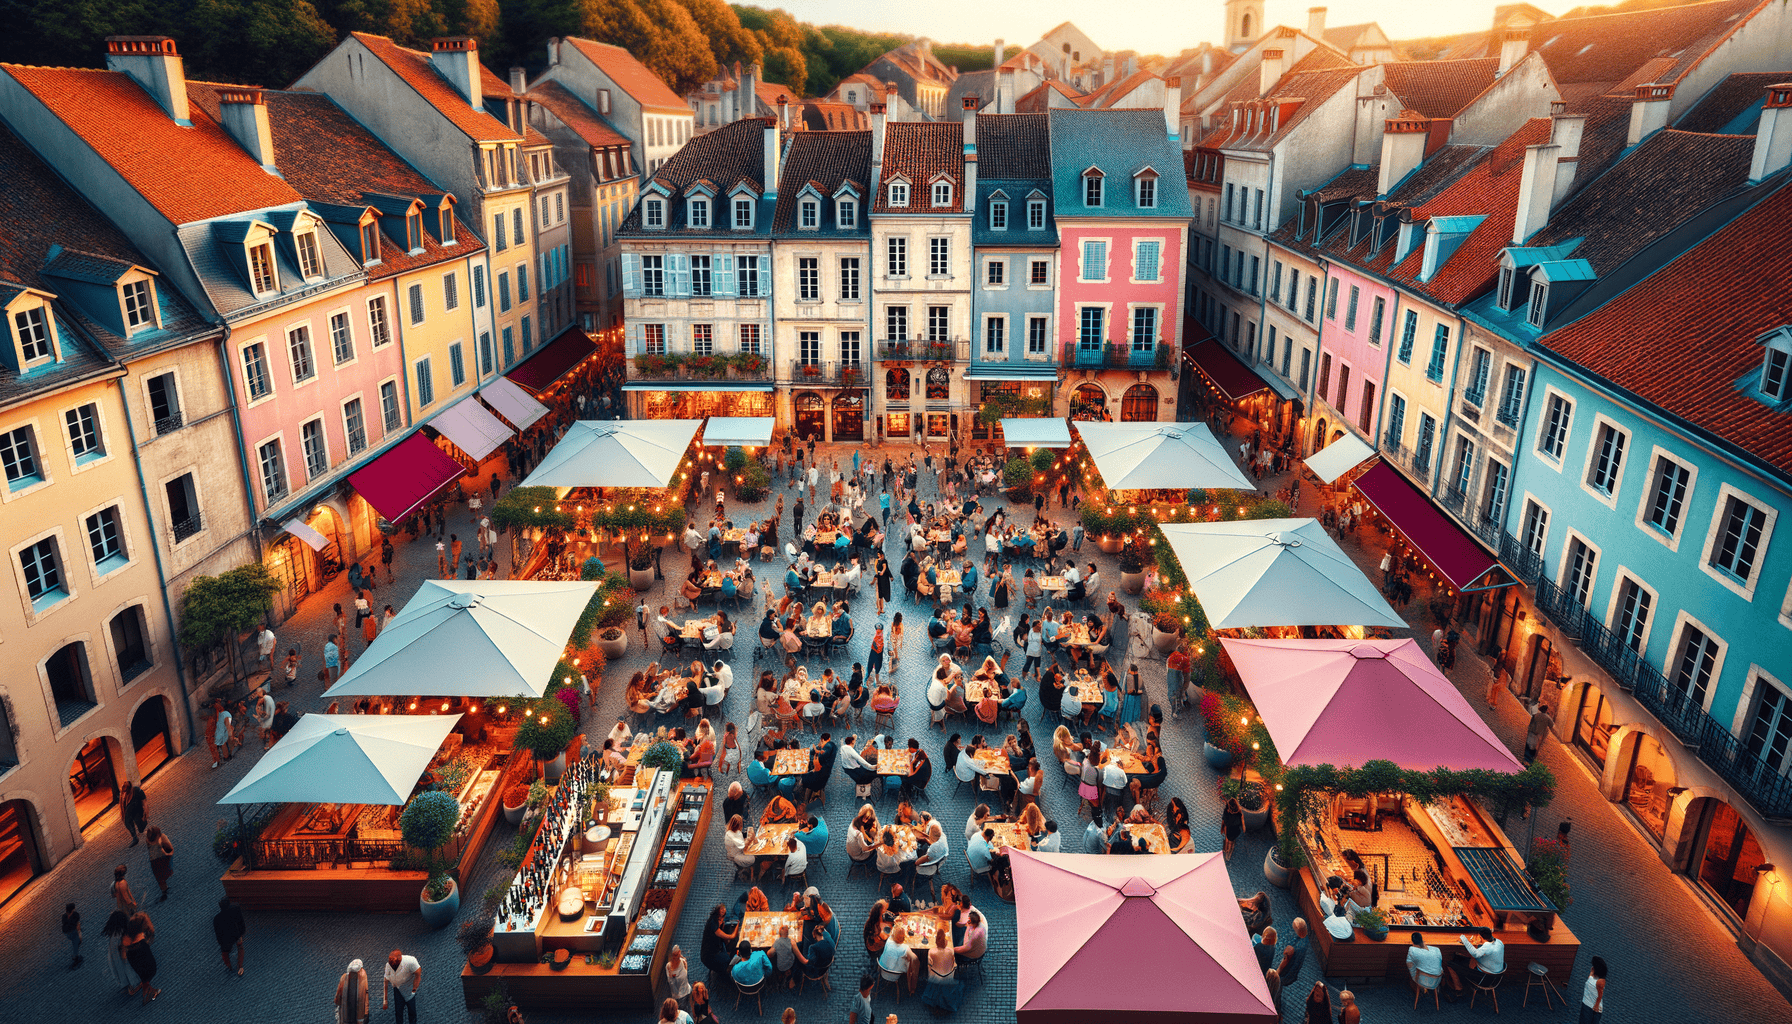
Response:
1056,220,1188,422
1314,264,1395,443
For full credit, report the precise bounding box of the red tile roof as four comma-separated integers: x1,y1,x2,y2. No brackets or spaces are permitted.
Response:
1202,64,1364,151
0,64,303,225
350,33,522,143
1676,71,1789,132
1528,0,1764,91
526,80,629,148
1541,179,1792,474
1079,70,1160,109
874,121,964,213
1016,79,1083,112
1381,59,1501,119
560,37,691,114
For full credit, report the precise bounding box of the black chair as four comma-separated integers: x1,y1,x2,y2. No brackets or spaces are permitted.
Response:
734,974,767,1014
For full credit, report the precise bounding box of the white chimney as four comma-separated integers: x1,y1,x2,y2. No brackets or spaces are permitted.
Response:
870,102,887,164
962,95,979,211
1378,110,1428,196
778,93,790,130
104,36,189,125
1749,83,1792,182
1202,50,1216,77
546,38,560,68
961,94,979,146
1626,83,1673,146
1307,7,1328,38
1512,143,1562,244
997,69,1015,114
1164,76,1182,141
1103,57,1115,85
430,37,482,110
508,67,526,95
994,38,1005,68
763,123,781,197
1497,29,1529,77
1549,112,1586,207
217,87,276,172
740,63,758,119
1260,49,1286,96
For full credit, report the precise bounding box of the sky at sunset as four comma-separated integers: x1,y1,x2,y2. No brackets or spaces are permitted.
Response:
760,0,1523,54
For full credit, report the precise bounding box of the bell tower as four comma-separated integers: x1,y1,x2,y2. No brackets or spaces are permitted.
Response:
1225,0,1266,52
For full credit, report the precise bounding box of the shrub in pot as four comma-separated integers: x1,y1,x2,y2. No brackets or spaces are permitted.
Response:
1151,612,1183,654
638,739,686,777
513,694,578,780
401,790,462,927
1118,545,1146,595
1221,777,1270,831
1351,905,1390,941
628,544,655,591
501,783,530,825
460,918,495,974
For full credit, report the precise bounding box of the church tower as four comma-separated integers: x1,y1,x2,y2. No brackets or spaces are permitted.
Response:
1225,0,1265,52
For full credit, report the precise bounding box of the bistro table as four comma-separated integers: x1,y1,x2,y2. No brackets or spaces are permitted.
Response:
985,821,1032,852
971,748,1013,776
893,911,945,949
964,677,1002,704
772,748,813,776
876,749,914,776
1129,823,1172,854
1038,575,1067,598
739,910,808,948
1101,749,1148,775
745,822,801,856
1063,675,1103,708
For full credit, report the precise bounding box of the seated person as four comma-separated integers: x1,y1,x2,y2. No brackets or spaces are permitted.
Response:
729,940,772,987
719,574,738,602
974,688,1001,726
1323,904,1356,941
745,752,776,791
785,565,806,593
1456,927,1504,983
831,605,852,638
794,814,829,859
871,683,900,714
761,792,801,825
1407,933,1444,994
758,609,781,642
1239,891,1273,936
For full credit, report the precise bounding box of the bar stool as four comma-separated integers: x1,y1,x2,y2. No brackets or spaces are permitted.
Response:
1468,966,1505,1013
1522,962,1561,1009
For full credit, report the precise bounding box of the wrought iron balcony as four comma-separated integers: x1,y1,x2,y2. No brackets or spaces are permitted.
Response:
626,347,773,383
171,514,203,543
153,411,183,435
789,361,870,387
1061,341,1171,370
875,337,969,362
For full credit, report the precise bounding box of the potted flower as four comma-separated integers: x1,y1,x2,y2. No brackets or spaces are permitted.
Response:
597,625,628,660
628,545,655,592
513,695,578,781
400,790,462,928
460,919,496,974
1118,545,1147,595
1351,905,1390,942
1151,612,1183,655
1198,691,1239,771
1221,777,1270,832
549,948,572,971
500,782,530,826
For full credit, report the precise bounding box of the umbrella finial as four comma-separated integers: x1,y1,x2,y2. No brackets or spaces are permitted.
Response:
1119,876,1158,897
1267,531,1303,549
1349,644,1387,660
446,594,482,611
334,727,350,736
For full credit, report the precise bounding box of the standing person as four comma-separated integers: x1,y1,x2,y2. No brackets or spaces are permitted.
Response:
212,699,234,767
1221,799,1244,861
324,635,343,684
363,603,381,652
381,535,395,583
1071,521,1085,552
337,959,369,1024
283,647,300,689
254,687,276,748
1525,702,1554,764
61,903,82,968
1580,956,1607,1024
450,534,463,574
792,497,805,535
102,911,135,992
435,537,448,577
875,555,893,616
120,780,147,846
121,915,159,1003
144,826,174,900
383,948,422,1024
255,626,277,671
214,896,246,975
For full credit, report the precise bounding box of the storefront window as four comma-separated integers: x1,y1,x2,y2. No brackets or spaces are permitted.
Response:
1697,801,1766,921
1573,684,1613,763
925,368,950,401
642,390,774,421
926,413,951,438
793,391,825,441
1070,383,1107,421
0,801,41,908
68,736,118,831
886,412,910,438
830,392,865,442
1619,732,1674,842
886,369,910,401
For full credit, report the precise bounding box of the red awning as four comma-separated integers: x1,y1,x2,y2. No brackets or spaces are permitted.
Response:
505,326,597,392
1353,462,1509,591
1183,326,1271,402
348,433,465,524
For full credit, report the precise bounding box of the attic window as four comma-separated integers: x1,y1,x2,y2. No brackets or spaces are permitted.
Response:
1028,199,1046,229
1526,279,1548,328
733,197,754,229
1496,266,1517,310
295,230,324,280
360,222,380,265
800,198,819,229
1136,174,1156,209
990,200,1008,230
1083,171,1104,207
644,198,665,229
405,212,423,253
1762,332,1792,403
247,242,277,295
121,279,156,332
688,197,709,229
889,181,909,207
837,198,857,228
440,210,457,244
12,304,53,364
932,181,952,207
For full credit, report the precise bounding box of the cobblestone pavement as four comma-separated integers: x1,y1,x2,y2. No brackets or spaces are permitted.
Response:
1,423,1784,1024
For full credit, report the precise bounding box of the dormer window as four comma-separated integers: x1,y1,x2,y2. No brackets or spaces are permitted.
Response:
931,181,952,207
1135,171,1157,208
13,304,53,363
294,230,323,280
1083,169,1104,207
1496,266,1516,310
1526,279,1547,328
1761,329,1792,402
800,198,819,229
440,210,456,244
688,198,709,228
990,200,1008,230
360,222,380,265
121,279,155,332
247,242,276,294
405,212,423,253
1028,199,1046,229
644,198,665,229
732,197,754,229
837,198,857,228
889,181,909,207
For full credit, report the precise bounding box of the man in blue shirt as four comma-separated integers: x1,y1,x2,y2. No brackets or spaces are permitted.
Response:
927,611,948,640
1083,811,1109,854
959,560,979,599
786,565,805,593
730,941,772,986
880,489,892,527
759,609,781,642
966,829,994,875
832,606,851,638
795,814,829,859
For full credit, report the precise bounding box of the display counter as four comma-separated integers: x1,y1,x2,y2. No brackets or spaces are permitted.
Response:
1294,792,1578,981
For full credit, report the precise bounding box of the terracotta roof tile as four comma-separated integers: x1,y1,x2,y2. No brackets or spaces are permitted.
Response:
1015,80,1083,112
350,33,521,143
1204,63,1363,151
0,64,303,225
1676,71,1791,133
526,80,629,148
561,37,690,113
772,131,872,231
1528,0,1764,90
620,118,773,234
874,121,964,213
1381,59,1501,118
1540,179,1792,474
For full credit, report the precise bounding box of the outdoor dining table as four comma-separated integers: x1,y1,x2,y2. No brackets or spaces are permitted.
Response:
1063,676,1102,707
745,821,802,856
985,821,1032,851
781,676,816,703
1062,624,1093,647
739,909,807,948
622,737,653,764
936,570,962,590
815,530,837,545
876,749,914,776
772,748,813,776
1038,575,1067,596
964,677,1002,704
1100,748,1149,775
971,748,1012,776
811,571,835,590
1127,823,1172,854
893,911,946,949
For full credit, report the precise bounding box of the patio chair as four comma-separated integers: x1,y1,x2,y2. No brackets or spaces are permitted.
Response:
733,975,766,1015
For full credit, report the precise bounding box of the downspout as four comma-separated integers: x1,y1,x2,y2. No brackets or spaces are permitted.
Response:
116,368,199,745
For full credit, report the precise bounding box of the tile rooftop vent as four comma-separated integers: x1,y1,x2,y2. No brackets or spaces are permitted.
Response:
106,36,178,56
431,36,476,52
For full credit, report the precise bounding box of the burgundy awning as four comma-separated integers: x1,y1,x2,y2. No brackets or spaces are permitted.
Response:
1182,326,1270,402
505,326,597,393
1353,462,1510,591
348,433,465,524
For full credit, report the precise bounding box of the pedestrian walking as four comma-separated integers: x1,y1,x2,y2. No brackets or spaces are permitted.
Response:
283,648,300,688
363,606,381,651
1524,702,1554,764
145,825,174,900
337,959,370,1024
102,911,135,991
435,538,447,577
793,498,805,534
450,533,463,573
211,700,234,767
61,903,82,968
121,914,159,1003
231,698,250,750
381,536,395,582
213,896,245,975
334,603,348,644
254,687,276,747
1580,957,1607,1024
324,635,343,683
1071,522,1085,552
120,780,147,846
255,626,277,670
383,948,422,1024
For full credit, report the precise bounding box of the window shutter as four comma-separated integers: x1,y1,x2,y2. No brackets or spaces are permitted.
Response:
621,253,642,297
668,254,691,297
713,254,736,296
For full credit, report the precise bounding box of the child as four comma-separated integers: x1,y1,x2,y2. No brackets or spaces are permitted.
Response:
770,923,797,988
282,648,299,689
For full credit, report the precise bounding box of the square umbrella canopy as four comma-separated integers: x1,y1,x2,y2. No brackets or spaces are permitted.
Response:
324,580,598,698
1074,421,1255,491
1012,850,1279,1024
218,713,461,805
1221,637,1523,772
1000,417,1073,448
1304,432,1374,485
479,376,549,431
520,419,702,489
1158,518,1405,628
702,417,776,447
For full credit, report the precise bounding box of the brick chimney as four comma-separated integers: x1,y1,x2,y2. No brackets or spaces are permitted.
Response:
1164,76,1182,141
1260,49,1286,97
1626,83,1673,146
430,37,482,110
1750,83,1792,182
1512,142,1562,244
105,36,189,125
1379,110,1428,195
217,87,276,173
1307,7,1328,38
1497,29,1529,77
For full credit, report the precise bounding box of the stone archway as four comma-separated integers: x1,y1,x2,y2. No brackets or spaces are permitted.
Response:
1604,723,1680,842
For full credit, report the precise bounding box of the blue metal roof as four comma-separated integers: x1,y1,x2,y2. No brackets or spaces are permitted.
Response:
972,181,1056,247
1045,109,1193,218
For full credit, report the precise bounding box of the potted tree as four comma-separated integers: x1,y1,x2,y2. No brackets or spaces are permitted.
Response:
1198,691,1240,771
400,790,462,928
1351,905,1390,941
1151,613,1184,655
460,918,496,974
500,782,530,826
1118,544,1147,595
628,544,655,592
513,695,578,781
1221,777,1270,831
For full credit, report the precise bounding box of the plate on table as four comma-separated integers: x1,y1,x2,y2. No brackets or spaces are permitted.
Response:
586,826,613,845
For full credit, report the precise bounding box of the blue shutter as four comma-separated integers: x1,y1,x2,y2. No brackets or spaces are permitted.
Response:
668,254,691,297
713,252,736,296
621,253,642,297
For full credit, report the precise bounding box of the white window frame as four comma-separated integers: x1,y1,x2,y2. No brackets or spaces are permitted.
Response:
1385,387,1411,448
989,199,1008,231
687,196,709,229
299,415,330,481
885,236,909,279
141,367,185,438
119,276,158,334
1083,172,1103,208
367,295,393,348
799,198,819,230
156,465,205,547
60,399,112,474
1731,664,1792,754
1556,528,1602,610
1129,237,1164,285
836,197,857,228
294,229,324,280
1698,481,1779,601
1666,610,1728,713
1780,576,1792,632
1533,385,1572,469
931,180,952,208
1025,315,1051,360
1519,492,1552,558
10,525,74,622
252,430,289,508
285,321,318,387
983,258,1007,290
888,180,909,208
378,377,402,435
340,393,369,457
1126,303,1165,350
1578,412,1629,509
1027,258,1051,290
643,197,665,229
1027,199,1046,229
1633,444,1697,553
238,337,275,407
77,497,132,583
983,313,1007,355
1603,566,1660,654
927,236,952,279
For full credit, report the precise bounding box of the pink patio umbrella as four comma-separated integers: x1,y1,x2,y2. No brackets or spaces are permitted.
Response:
1011,850,1279,1024
1220,637,1523,772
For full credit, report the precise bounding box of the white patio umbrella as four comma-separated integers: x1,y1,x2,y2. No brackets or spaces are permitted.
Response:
218,713,461,805
520,419,702,489
999,417,1072,448
1157,518,1405,628
1304,432,1374,485
1074,421,1255,491
702,417,776,447
324,580,598,698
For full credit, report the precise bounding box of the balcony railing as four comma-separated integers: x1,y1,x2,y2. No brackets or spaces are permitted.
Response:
1532,575,1792,819
789,361,870,387
627,348,773,383
1496,400,1522,429
1061,341,1172,370
876,338,969,362
153,411,183,435
171,514,203,543
1463,385,1486,408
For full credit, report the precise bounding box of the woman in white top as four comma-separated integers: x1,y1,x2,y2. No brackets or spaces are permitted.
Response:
1581,957,1607,1024
724,815,756,869
664,945,692,1005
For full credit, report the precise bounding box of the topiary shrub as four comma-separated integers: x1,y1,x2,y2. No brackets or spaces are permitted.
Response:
638,740,686,774
400,790,461,854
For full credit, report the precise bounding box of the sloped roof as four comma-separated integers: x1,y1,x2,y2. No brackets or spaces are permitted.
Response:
1381,58,1502,118
1676,71,1791,133
1202,59,1364,151
619,118,774,234
1015,79,1084,112
349,33,521,143
560,37,690,114
1540,179,1792,474
772,131,872,233
1527,0,1763,90
1324,23,1389,51
977,113,1051,178
802,102,867,131
526,80,630,148
0,64,304,225
1047,109,1194,218
874,121,964,214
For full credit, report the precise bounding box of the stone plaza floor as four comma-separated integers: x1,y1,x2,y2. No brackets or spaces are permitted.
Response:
0,425,1786,1024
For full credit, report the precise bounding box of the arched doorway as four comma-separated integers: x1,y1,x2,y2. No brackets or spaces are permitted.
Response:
1313,417,1328,450
1613,729,1676,842
1571,681,1614,764
1522,632,1556,702
1070,383,1107,421
306,503,348,570
0,800,43,908
830,392,865,441
266,532,318,608
68,735,120,830
1120,383,1160,422
793,391,824,441
1691,799,1767,921
131,697,174,779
